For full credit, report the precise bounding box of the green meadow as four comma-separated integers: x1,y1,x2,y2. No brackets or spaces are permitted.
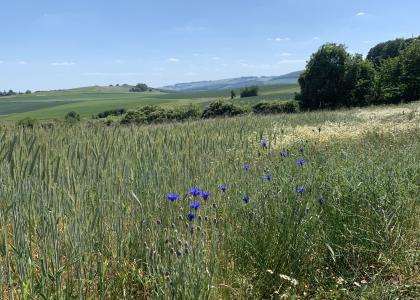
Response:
0,101,418,299
0,85,299,120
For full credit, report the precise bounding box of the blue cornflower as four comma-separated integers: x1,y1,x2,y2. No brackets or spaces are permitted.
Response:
263,175,272,181
260,139,269,148
190,202,201,209
187,213,196,221
201,191,210,200
220,185,228,192
296,187,305,193
281,150,290,157
242,164,251,171
242,195,250,203
297,159,305,166
318,196,325,205
166,193,179,201
189,188,201,197
299,147,304,154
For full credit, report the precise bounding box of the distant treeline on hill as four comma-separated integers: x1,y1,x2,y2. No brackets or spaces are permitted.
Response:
129,83,152,92
0,89,31,96
296,36,420,110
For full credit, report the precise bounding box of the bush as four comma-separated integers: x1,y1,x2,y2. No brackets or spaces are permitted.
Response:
65,111,81,123
121,105,200,125
96,108,127,119
202,100,247,118
252,101,298,114
17,117,37,128
281,101,298,113
240,86,259,98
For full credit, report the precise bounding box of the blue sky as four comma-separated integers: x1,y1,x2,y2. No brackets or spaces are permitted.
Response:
1,0,419,91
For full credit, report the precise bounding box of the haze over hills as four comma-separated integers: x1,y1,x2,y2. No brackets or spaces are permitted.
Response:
160,71,302,92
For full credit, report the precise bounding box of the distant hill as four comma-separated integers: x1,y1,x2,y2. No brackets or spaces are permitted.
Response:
160,71,302,92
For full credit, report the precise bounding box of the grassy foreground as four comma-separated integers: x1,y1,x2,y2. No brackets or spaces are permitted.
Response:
0,103,419,299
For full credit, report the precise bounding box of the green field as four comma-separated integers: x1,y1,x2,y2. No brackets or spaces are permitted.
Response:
0,84,299,120
0,101,419,299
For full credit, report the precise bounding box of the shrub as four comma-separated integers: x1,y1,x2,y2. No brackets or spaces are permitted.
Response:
121,105,200,125
202,100,247,118
103,116,120,126
280,101,298,113
96,108,127,119
252,101,298,114
240,86,259,98
65,111,81,123
17,117,37,128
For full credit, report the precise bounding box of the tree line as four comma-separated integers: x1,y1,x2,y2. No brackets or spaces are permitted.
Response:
0,90,31,97
296,36,420,110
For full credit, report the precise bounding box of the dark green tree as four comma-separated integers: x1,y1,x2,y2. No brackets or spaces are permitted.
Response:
400,39,420,101
367,37,418,66
376,57,404,103
367,38,409,66
230,90,236,99
344,54,376,106
240,86,258,98
297,43,350,109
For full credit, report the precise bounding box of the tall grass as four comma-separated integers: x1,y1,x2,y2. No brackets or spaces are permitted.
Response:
0,110,418,299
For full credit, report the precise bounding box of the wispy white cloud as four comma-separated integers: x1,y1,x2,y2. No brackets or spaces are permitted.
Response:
18,61,27,65
313,36,320,40
167,58,180,63
114,59,125,64
356,12,366,16
281,52,292,56
0,60,3,64
51,62,75,66
212,56,221,60
268,37,291,42
277,59,306,64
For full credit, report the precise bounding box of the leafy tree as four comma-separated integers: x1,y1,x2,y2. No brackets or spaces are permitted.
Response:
344,54,376,106
297,43,350,109
376,57,404,103
240,86,258,98
367,37,418,66
230,90,236,99
367,38,408,66
25,90,31,94
400,39,420,101
297,43,379,109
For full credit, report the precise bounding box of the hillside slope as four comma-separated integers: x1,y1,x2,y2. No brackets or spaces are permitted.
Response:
160,71,302,92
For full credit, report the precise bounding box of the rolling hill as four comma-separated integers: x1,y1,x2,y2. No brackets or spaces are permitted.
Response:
0,84,299,120
160,71,302,92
